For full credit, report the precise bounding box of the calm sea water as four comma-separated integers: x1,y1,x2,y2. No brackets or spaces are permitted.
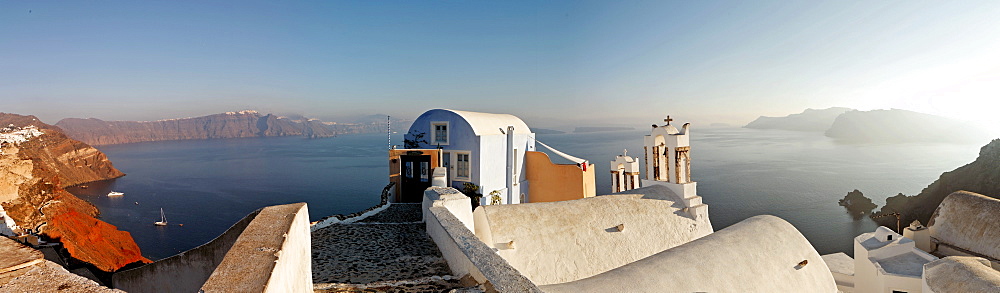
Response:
68,129,985,260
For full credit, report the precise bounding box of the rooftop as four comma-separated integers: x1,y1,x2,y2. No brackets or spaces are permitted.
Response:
923,256,1000,293
821,252,854,276
0,237,119,292
876,251,933,277
929,191,1000,261
856,230,912,251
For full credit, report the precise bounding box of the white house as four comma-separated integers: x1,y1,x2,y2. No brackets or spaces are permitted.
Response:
399,109,535,205
853,226,938,293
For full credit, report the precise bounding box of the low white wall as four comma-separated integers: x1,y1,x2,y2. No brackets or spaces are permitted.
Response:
425,205,485,282
200,203,312,293
264,203,313,293
423,187,541,292
422,187,474,232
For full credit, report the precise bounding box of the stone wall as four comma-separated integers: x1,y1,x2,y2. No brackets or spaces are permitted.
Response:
113,203,312,293
112,208,261,292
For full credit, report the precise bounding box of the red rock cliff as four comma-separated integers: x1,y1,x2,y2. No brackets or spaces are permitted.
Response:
0,113,148,272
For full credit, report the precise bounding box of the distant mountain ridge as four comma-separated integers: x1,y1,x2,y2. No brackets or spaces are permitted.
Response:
746,107,989,143
574,126,635,133
744,107,854,131
825,109,988,143
55,111,407,146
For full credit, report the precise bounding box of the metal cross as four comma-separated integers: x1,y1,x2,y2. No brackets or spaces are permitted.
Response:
664,115,673,125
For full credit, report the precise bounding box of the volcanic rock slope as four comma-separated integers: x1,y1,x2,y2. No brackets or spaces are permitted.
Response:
876,139,1000,227
0,113,148,272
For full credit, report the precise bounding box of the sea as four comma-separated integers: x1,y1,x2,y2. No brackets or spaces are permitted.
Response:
65,128,987,260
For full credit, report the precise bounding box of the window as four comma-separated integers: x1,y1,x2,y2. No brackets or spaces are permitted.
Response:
419,161,429,182
455,152,470,180
430,121,449,145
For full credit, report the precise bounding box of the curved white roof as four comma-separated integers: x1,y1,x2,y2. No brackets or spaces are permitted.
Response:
539,215,839,293
437,109,531,136
923,256,1000,293
928,191,1000,260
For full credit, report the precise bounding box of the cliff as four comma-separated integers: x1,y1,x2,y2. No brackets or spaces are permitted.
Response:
0,113,148,272
875,139,1000,227
56,111,405,146
744,107,853,131
824,109,988,143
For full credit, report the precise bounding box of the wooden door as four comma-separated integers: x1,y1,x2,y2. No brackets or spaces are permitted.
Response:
400,155,432,203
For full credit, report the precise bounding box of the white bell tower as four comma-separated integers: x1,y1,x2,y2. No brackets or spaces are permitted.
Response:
610,149,641,193
641,115,707,220
643,115,692,184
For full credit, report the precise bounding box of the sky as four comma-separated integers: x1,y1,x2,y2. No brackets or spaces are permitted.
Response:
2,1,999,128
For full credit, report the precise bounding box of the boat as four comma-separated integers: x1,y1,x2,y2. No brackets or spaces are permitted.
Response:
154,208,167,226
107,191,124,197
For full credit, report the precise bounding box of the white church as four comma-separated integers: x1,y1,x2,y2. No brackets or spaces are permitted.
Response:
390,109,595,205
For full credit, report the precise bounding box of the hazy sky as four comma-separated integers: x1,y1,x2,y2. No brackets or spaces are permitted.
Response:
2,1,999,127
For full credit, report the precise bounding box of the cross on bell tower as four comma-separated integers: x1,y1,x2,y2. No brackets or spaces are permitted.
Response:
664,115,673,125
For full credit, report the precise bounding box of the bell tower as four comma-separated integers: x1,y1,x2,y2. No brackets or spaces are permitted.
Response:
641,115,706,220
610,149,641,193
643,115,692,184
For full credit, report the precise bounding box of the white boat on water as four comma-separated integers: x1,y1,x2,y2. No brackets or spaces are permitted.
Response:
107,191,124,197
154,208,167,226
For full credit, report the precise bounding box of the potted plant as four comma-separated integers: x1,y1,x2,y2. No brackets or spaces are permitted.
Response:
461,182,482,209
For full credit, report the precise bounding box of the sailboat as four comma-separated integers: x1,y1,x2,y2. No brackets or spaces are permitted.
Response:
154,208,168,226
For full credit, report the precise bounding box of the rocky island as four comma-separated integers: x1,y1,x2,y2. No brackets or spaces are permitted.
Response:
0,113,148,275
56,110,406,146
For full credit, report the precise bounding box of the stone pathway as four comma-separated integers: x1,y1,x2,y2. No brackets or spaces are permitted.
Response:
357,203,423,223
312,204,478,292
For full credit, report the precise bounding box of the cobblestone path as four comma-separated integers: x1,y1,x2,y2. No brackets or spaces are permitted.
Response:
312,204,476,292
357,203,424,223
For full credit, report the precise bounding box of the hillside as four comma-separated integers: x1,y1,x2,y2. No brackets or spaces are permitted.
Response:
55,111,406,146
744,107,854,131
0,113,148,272
874,139,1000,227
824,109,988,143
